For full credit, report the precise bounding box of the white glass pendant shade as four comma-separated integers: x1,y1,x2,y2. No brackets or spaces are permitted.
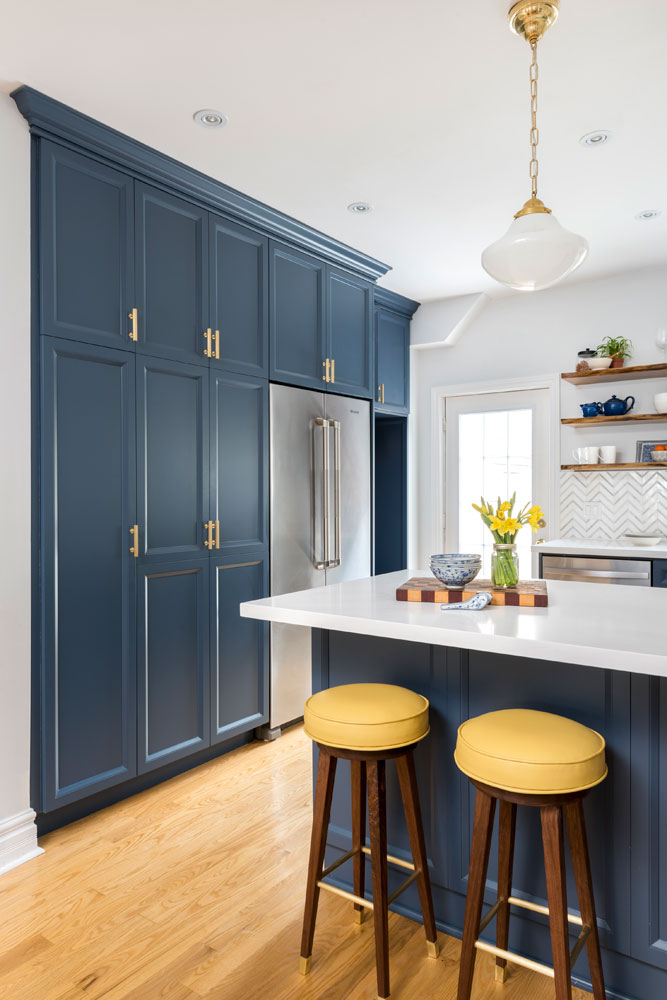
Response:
482,210,589,291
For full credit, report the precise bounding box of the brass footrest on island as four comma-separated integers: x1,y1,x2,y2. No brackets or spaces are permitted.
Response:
474,894,591,982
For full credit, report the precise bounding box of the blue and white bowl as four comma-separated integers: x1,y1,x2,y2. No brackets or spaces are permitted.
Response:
430,553,481,589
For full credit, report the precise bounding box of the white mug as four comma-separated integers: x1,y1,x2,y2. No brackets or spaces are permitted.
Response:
599,446,617,464
655,393,667,414
572,446,599,464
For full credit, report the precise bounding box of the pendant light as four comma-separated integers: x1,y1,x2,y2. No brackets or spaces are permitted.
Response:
481,1,588,291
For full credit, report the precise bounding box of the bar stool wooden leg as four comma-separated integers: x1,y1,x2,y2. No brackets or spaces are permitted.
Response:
368,759,390,1000
541,805,572,1000
396,751,439,957
351,760,367,924
457,788,496,1000
564,800,606,1000
299,748,337,975
495,800,517,983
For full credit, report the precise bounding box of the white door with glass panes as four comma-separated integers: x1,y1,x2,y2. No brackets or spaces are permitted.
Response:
445,389,551,578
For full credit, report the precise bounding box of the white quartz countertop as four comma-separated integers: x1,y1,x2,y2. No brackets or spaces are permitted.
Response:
532,537,667,558
241,570,667,677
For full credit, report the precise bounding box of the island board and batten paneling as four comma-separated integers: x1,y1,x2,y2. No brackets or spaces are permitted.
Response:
242,572,667,1000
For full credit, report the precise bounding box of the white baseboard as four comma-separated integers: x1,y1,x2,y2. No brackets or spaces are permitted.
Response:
0,808,43,876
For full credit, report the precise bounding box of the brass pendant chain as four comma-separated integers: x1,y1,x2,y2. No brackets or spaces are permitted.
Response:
529,38,539,200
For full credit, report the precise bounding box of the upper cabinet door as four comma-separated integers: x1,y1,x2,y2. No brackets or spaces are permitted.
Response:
269,242,326,390
209,215,268,378
327,267,372,398
211,372,269,555
137,357,209,563
40,141,134,350
135,183,208,365
40,339,136,811
376,307,410,414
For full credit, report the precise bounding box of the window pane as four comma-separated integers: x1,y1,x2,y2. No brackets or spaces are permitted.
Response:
458,408,533,577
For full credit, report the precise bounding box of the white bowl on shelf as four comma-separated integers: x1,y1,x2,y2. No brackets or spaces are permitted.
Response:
587,356,613,370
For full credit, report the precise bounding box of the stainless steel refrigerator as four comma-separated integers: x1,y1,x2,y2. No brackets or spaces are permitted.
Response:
261,383,371,737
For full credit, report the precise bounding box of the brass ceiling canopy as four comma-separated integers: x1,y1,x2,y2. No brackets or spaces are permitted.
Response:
508,1,560,43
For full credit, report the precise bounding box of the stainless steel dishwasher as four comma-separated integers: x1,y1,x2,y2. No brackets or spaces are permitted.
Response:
541,555,652,587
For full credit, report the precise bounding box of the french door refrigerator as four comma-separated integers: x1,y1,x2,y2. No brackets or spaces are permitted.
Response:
263,383,371,736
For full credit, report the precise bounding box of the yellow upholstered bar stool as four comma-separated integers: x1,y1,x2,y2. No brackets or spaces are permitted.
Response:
299,683,439,1000
454,709,608,1000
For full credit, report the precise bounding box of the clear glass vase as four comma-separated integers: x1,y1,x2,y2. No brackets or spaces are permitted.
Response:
491,543,519,588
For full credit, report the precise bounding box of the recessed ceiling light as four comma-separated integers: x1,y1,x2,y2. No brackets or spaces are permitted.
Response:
193,109,228,129
635,209,662,221
347,202,373,214
579,130,612,147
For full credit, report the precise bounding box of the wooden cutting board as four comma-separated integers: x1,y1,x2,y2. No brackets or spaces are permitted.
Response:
396,577,548,607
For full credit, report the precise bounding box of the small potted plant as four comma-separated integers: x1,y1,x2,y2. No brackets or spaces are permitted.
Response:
596,335,633,369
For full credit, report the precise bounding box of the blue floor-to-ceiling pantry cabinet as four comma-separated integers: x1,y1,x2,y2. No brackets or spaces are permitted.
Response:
15,86,418,831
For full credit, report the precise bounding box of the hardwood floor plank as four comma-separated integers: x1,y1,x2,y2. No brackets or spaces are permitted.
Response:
0,726,592,1000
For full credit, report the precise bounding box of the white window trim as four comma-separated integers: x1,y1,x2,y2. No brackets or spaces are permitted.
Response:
429,374,560,557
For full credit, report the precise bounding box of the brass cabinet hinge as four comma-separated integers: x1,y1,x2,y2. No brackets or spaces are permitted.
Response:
128,308,138,341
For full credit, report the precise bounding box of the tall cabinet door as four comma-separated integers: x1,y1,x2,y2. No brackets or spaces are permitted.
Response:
210,553,269,744
136,357,211,771
135,183,208,365
210,371,269,555
137,559,209,772
41,339,136,811
137,357,209,563
327,267,372,398
269,242,326,389
40,141,134,349
209,215,268,377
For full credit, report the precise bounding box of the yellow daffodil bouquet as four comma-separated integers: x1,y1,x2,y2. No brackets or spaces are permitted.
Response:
472,494,544,588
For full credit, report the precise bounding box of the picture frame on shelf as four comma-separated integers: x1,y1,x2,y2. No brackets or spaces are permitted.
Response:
635,440,667,462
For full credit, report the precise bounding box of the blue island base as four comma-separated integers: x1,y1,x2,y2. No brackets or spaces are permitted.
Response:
311,628,667,1000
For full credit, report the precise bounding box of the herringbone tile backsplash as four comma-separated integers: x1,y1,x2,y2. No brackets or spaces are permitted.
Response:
560,469,667,539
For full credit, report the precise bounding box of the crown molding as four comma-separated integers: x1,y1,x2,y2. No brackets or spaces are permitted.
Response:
12,85,391,282
374,285,420,317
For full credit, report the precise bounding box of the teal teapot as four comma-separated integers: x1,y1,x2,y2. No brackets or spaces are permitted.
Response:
601,394,635,416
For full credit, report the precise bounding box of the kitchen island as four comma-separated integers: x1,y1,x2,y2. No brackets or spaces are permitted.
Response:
242,572,667,999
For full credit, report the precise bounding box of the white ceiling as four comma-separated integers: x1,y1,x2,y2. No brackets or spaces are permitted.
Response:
2,0,666,301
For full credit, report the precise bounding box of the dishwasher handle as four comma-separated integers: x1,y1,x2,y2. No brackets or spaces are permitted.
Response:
543,568,650,581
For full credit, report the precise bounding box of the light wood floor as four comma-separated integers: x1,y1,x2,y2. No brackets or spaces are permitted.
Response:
1,726,592,999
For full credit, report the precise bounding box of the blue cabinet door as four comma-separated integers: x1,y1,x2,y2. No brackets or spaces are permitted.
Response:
137,558,210,773
135,183,208,365
40,339,136,811
40,141,134,350
210,552,269,744
137,358,210,564
209,215,268,378
375,306,410,413
327,267,372,398
269,242,326,390
210,371,269,555
653,561,667,587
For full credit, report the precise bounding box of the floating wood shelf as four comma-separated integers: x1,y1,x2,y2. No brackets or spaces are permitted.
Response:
561,362,667,386
561,462,667,471
561,413,667,426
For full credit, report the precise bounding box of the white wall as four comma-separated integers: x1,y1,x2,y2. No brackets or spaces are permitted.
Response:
0,91,41,873
413,265,667,565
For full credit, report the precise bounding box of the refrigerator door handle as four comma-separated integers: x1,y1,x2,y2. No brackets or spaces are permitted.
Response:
328,420,341,568
312,418,330,569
